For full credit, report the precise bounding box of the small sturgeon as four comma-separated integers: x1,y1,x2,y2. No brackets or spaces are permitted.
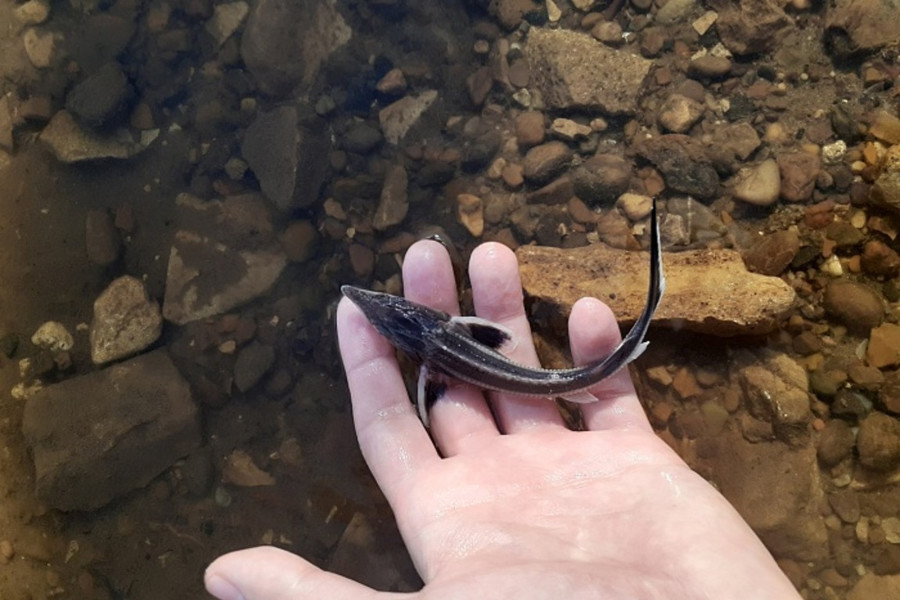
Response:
342,201,665,426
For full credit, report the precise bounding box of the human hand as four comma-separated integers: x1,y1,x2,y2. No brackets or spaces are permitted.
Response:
205,240,801,600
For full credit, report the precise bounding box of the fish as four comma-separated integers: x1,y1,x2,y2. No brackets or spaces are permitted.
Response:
342,200,665,426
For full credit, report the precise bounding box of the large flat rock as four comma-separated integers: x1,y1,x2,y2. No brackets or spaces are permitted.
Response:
22,350,200,511
525,28,652,115
516,244,796,336
162,193,286,325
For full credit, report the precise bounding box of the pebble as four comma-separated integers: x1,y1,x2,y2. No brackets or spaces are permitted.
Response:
617,193,653,221
281,220,319,263
868,323,900,368
90,275,163,365
550,118,591,141
742,230,799,276
233,341,275,393
522,141,572,185
689,55,732,78
457,193,484,237
348,243,375,278
777,151,821,202
501,163,524,189
857,411,900,471
823,280,884,333
877,371,900,415
223,449,275,487
508,59,530,88
591,21,623,46
373,164,409,231
828,490,860,523
31,321,73,352
515,111,546,148
831,388,872,419
792,331,823,355
572,154,631,207
85,209,120,266
732,159,781,206
657,93,705,134
861,239,900,277
376,68,406,95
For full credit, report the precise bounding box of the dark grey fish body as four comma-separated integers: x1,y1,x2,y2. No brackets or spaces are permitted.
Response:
342,201,665,424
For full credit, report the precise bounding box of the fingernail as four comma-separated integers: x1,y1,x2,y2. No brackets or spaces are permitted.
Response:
206,574,247,600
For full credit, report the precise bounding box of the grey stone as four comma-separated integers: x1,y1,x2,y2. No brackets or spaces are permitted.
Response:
234,341,275,392
241,0,350,95
205,1,249,47
40,110,152,163
22,350,200,511
90,276,162,365
162,193,286,325
525,28,652,115
378,90,438,145
572,154,631,207
708,0,792,56
85,209,120,265
636,134,719,199
65,62,131,129
373,164,408,231
241,106,329,209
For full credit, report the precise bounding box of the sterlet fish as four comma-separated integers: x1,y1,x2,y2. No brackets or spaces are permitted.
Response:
342,200,665,426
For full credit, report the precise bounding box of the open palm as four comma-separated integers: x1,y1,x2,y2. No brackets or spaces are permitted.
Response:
205,240,800,600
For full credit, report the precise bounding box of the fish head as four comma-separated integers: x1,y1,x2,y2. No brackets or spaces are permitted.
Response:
341,285,449,359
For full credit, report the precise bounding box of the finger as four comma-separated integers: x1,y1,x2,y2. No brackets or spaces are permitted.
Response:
205,546,391,600
401,240,499,456
469,242,565,433
568,297,652,432
337,297,439,503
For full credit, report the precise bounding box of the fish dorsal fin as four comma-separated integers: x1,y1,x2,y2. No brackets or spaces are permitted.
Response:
448,316,515,350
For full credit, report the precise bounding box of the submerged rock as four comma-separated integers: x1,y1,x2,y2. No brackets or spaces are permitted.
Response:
516,244,796,336
40,110,154,163
162,193,286,325
90,275,162,365
525,28,652,115
22,350,199,511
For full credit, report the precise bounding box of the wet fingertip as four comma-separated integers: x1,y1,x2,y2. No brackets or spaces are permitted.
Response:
205,573,247,600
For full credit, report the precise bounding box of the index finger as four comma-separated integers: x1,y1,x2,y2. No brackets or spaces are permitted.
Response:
337,297,439,500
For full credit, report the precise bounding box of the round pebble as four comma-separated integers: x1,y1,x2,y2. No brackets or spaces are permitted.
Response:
733,159,781,206
823,280,884,332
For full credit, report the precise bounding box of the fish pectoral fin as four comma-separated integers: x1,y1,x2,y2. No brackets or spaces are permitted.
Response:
448,316,516,350
416,366,447,428
560,389,599,404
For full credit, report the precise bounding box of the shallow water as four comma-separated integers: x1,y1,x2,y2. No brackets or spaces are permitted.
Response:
1,0,899,598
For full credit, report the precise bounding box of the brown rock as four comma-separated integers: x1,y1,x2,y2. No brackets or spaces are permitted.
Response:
867,323,900,368
657,93,705,133
777,151,820,202
373,164,409,231
742,230,799,276
636,134,719,199
281,220,319,263
861,239,900,277
878,370,900,415
522,141,572,185
817,420,855,467
710,0,792,56
501,163,524,189
857,411,900,471
516,245,796,335
823,280,884,333
688,55,733,78
515,111,546,148
525,28,652,114
348,243,375,278
85,209,120,266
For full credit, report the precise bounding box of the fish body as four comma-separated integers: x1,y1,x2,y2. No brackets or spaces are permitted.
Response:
342,201,665,424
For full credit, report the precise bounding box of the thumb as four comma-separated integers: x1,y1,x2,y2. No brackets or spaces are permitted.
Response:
205,546,391,600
